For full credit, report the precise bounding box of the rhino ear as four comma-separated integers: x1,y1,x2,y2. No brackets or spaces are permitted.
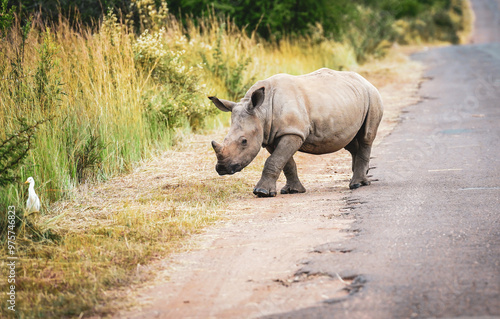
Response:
208,96,236,112
250,87,265,109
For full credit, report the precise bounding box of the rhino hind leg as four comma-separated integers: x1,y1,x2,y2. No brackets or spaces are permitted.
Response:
346,140,372,190
280,156,306,194
254,135,303,197
346,89,383,190
345,139,359,173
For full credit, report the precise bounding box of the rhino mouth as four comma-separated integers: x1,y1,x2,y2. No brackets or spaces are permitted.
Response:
216,163,242,175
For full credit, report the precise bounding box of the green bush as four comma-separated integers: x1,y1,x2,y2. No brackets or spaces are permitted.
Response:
134,27,213,131
345,6,396,63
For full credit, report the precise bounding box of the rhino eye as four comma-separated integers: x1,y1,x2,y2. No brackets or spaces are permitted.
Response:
241,138,248,146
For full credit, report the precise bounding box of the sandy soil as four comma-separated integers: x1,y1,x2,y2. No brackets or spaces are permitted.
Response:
110,53,424,319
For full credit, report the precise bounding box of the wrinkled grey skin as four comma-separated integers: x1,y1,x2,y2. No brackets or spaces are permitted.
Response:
210,68,383,197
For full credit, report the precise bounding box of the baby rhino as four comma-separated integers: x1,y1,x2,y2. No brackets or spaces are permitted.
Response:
209,68,383,197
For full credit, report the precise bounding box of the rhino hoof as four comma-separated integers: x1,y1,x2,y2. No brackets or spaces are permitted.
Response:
349,180,371,190
280,188,305,195
349,183,361,190
253,188,277,197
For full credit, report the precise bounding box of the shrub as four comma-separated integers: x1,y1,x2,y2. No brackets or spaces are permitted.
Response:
133,27,212,131
199,24,255,100
345,6,396,63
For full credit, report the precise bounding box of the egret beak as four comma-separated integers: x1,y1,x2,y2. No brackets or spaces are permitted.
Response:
24,181,29,184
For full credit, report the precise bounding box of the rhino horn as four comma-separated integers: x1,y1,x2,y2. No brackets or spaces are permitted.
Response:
211,140,223,153
208,96,236,112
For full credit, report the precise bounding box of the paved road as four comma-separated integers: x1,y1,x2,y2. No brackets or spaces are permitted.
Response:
470,0,500,43
264,1,500,318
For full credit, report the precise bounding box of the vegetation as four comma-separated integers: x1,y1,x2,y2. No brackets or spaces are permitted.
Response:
12,0,472,56
0,0,471,317
14,0,471,41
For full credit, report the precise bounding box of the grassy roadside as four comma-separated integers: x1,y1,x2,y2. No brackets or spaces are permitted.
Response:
0,1,473,317
0,10,357,217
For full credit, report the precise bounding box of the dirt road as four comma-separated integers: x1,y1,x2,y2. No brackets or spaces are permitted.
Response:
118,2,499,318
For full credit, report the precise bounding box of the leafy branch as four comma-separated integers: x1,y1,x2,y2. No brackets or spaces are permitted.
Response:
0,118,52,187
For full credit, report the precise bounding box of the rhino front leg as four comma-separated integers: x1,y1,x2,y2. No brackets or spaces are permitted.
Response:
254,135,303,197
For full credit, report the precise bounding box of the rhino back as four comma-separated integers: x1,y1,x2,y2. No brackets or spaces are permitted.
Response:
265,68,378,154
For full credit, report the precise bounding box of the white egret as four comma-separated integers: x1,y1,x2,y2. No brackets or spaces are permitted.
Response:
25,177,41,213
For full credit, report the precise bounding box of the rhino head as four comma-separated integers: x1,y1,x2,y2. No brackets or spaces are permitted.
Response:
209,87,266,176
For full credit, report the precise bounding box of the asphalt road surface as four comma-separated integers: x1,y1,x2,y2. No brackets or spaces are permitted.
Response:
264,1,500,319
